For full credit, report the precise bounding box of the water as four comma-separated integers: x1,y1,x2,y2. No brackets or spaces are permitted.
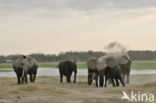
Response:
0,68,87,77
0,68,156,77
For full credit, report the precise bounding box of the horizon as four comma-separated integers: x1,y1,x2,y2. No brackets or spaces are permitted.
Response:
1,49,156,56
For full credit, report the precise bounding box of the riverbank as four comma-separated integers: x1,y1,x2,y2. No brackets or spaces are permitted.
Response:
1,68,156,77
0,61,156,72
0,74,156,103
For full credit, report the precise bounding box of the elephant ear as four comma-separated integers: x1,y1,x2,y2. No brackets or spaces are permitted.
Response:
87,57,98,70
117,55,131,64
97,57,107,70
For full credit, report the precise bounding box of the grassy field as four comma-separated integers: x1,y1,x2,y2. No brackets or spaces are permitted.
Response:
0,74,156,103
0,61,156,72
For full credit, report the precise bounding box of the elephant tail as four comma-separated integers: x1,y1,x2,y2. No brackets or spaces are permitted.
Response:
22,66,27,78
22,68,25,78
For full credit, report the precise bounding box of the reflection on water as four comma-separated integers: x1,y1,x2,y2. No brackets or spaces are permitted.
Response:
0,68,156,77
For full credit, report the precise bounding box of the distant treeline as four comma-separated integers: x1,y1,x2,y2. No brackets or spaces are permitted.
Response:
0,50,156,63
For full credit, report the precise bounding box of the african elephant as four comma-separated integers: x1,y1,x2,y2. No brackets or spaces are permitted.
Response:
58,60,77,83
104,65,125,87
13,55,38,84
119,62,131,84
118,55,131,84
26,56,38,83
107,55,132,85
86,57,98,86
96,54,126,87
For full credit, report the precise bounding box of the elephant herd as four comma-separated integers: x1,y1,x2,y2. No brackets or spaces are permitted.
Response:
13,54,131,88
87,54,131,87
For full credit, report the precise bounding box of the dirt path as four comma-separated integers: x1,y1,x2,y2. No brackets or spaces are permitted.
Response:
130,74,156,85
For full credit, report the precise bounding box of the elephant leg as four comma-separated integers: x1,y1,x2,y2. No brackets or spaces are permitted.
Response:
119,75,125,87
22,72,27,84
25,75,28,84
126,74,130,84
89,79,93,86
95,74,98,87
22,75,25,84
32,71,37,82
60,74,63,83
115,78,119,87
88,74,90,85
29,74,33,83
33,74,36,82
111,77,115,87
87,69,90,85
73,70,77,83
95,73,98,87
99,75,104,87
66,75,71,83
104,75,108,87
17,74,21,84
122,74,126,84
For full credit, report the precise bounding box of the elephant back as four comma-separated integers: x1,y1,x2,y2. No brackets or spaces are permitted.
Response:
117,55,131,64
26,56,38,69
13,57,29,70
97,55,118,71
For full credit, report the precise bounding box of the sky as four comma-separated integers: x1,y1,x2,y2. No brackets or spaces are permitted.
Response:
0,0,156,55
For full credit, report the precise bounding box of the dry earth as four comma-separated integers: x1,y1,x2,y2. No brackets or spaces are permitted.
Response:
0,74,156,103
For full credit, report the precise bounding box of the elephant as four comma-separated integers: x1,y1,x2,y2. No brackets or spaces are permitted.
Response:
119,62,131,84
26,56,38,83
104,65,125,87
58,60,77,83
118,55,131,84
96,54,127,87
13,55,38,84
107,55,132,84
86,57,98,86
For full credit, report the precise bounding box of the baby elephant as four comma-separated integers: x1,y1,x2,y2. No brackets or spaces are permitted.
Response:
58,60,77,83
104,65,125,87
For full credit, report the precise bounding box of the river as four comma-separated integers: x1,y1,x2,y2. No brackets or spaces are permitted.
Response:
0,68,156,77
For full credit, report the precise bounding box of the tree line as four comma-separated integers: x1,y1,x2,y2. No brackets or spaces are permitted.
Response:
0,50,156,63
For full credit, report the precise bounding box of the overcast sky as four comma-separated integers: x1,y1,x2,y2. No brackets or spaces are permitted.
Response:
0,0,156,55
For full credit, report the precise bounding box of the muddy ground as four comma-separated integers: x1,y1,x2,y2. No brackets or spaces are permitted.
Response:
0,74,156,103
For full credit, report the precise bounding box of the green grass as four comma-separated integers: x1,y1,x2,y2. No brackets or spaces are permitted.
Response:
39,62,58,68
0,70,12,72
76,62,86,69
0,61,156,71
0,63,12,69
39,61,156,70
131,61,156,70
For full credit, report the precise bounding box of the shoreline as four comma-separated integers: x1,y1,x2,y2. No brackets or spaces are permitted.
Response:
0,74,156,85
1,61,156,70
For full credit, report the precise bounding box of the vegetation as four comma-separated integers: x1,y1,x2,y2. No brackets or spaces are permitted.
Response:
0,63,12,68
1,50,156,63
131,61,156,70
1,51,156,71
39,62,58,68
0,61,156,71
